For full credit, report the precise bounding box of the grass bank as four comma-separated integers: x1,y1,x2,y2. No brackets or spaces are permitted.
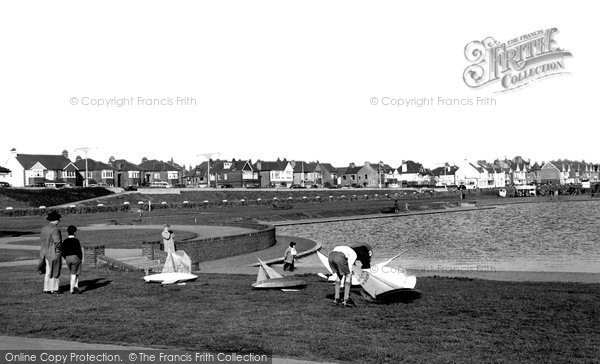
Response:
0,267,598,363
0,249,39,262
0,187,114,208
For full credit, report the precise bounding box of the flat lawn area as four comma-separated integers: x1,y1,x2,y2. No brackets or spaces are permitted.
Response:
0,267,598,363
0,199,459,232
0,249,39,262
5,229,198,249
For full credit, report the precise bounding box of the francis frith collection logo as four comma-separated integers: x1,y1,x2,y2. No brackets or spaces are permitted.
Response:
463,28,572,92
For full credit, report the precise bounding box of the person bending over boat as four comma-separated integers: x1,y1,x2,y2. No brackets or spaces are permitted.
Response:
328,246,356,306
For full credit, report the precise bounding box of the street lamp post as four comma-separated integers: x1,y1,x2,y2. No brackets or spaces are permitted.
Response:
197,152,220,188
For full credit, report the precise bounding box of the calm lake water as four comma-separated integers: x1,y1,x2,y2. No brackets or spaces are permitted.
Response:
278,201,600,274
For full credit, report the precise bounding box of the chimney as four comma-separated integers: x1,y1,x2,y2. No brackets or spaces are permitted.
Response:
10,148,17,157
62,150,69,159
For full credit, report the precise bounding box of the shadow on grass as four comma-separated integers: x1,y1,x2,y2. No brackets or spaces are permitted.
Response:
78,278,112,293
0,230,37,238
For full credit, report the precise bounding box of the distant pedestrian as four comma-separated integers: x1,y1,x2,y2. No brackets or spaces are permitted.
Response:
40,211,62,294
283,241,299,272
162,224,175,253
62,225,82,294
394,200,400,214
404,202,410,213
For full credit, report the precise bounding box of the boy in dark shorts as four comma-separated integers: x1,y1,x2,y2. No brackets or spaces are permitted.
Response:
328,244,373,307
328,246,358,307
62,225,83,294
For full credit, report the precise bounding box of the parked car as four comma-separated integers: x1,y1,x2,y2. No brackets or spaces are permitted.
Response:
0,182,10,187
290,184,306,189
149,181,172,188
124,185,138,191
89,182,110,187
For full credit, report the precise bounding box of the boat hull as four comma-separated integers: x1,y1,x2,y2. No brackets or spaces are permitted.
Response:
252,278,308,290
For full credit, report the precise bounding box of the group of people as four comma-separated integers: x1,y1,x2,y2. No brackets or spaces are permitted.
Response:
39,211,83,294
39,213,369,306
283,240,372,307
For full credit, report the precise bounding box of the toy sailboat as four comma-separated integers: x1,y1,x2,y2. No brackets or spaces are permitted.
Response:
251,258,307,290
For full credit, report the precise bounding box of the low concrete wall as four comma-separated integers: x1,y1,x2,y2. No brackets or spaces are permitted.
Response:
142,223,276,266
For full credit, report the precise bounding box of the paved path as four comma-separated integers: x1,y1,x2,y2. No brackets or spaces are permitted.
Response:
0,224,256,268
198,235,320,275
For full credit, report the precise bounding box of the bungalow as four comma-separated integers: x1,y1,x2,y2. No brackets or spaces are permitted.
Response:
254,160,293,188
138,159,182,186
73,158,115,186
398,160,428,186
3,148,76,187
454,162,480,189
109,159,143,187
431,165,458,187
291,161,323,187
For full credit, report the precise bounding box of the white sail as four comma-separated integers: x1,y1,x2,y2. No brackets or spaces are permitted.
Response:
256,258,283,282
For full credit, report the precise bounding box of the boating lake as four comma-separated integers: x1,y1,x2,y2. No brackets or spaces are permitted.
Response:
278,200,600,275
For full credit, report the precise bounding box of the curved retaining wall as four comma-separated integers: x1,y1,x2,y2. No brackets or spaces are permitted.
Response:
142,223,276,266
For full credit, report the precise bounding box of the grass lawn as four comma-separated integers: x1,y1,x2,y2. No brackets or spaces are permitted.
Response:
5,229,198,249
0,249,39,262
0,267,598,363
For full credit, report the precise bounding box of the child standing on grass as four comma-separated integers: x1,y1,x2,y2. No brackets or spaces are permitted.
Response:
283,241,299,272
62,225,83,294
162,224,175,253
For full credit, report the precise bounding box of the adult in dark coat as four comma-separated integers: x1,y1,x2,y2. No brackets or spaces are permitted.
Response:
40,211,62,293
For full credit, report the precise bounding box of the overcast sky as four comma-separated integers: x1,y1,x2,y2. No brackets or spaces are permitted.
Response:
0,1,596,170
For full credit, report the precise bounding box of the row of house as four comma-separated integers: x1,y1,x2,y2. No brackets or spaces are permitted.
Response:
0,149,185,188
1,149,598,189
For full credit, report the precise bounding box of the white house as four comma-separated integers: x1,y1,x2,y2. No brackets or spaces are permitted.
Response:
255,160,294,187
431,165,458,187
3,148,75,187
398,160,429,186
454,162,480,189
